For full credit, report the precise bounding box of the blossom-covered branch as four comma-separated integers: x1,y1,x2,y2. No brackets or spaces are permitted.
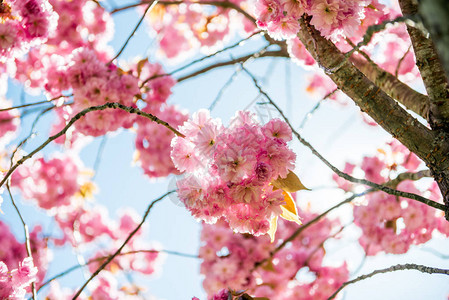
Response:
254,191,367,270
6,184,37,300
398,0,449,132
296,16,449,213
0,102,184,189
111,1,256,24
243,67,446,212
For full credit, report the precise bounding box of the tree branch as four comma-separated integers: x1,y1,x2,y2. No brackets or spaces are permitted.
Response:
140,30,263,87
242,67,446,212
296,16,449,213
399,0,449,132
385,169,432,188
418,0,449,79
108,1,156,64
328,263,449,300
0,102,184,190
177,50,288,83
297,16,437,163
72,190,174,299
0,94,69,112
350,56,429,119
254,191,368,270
6,183,36,300
111,1,256,24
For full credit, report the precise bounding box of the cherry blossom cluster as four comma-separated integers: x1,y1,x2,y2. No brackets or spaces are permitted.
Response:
254,0,368,40
0,221,49,290
199,212,346,299
260,1,421,108
133,60,188,177
87,209,165,276
0,257,38,299
44,208,164,299
171,110,296,235
45,271,155,300
333,140,448,255
7,149,164,285
354,182,442,255
13,0,114,90
0,0,57,63
62,48,140,136
52,203,165,275
12,154,82,211
143,2,255,60
136,104,188,177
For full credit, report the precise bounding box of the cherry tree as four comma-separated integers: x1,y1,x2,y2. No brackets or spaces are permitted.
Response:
0,0,449,299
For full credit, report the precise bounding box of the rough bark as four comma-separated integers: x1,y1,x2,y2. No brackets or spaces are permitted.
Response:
297,16,449,216
399,0,449,132
351,56,429,119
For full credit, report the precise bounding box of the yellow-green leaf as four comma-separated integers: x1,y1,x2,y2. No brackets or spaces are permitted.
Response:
267,215,278,243
272,170,310,192
261,259,276,272
136,58,148,78
280,191,302,225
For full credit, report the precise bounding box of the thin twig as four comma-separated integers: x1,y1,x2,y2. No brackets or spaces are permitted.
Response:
303,223,348,266
9,105,61,168
299,88,339,130
140,30,263,88
209,67,242,111
385,169,432,188
328,263,449,300
0,102,184,190
92,136,108,180
254,191,371,269
208,45,270,110
108,1,157,64
330,15,424,74
72,190,174,299
37,247,197,293
351,252,368,276
0,94,69,112
419,247,449,259
177,49,288,83
242,67,446,212
111,1,256,24
395,45,412,77
6,183,37,300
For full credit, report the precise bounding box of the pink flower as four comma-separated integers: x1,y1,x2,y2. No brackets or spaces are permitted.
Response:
361,156,386,183
287,37,316,67
280,0,306,18
171,137,200,172
0,21,18,50
215,147,257,183
311,1,339,26
262,118,293,142
254,0,283,27
267,15,300,40
11,257,38,287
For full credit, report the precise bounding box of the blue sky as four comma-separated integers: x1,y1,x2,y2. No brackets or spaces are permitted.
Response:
2,1,449,299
